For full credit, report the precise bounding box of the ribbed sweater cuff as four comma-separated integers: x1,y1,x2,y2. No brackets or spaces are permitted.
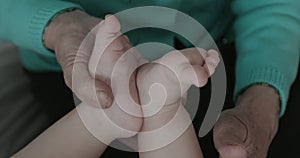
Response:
234,66,290,117
27,1,83,58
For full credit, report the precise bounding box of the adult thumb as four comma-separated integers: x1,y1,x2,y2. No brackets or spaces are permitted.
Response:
88,15,121,77
213,110,248,158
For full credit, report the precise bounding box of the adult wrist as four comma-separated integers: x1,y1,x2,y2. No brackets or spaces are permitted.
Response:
43,9,85,51
237,84,281,115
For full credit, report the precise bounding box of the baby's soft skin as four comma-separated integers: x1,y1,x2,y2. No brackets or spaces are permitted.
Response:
137,48,219,157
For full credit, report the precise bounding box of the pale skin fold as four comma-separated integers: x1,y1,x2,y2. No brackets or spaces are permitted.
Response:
12,15,220,158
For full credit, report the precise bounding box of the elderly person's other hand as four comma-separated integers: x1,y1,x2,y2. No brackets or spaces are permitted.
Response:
213,85,280,158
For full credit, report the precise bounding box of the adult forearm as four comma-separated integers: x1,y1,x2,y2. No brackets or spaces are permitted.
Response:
232,0,300,116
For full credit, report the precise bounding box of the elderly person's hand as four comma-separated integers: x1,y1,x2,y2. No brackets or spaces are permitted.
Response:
213,85,280,158
43,10,133,109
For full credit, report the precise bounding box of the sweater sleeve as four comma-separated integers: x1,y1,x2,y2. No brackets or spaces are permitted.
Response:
0,0,82,58
232,0,300,116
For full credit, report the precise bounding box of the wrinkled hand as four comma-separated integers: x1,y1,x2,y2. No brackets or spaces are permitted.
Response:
213,85,280,158
74,16,148,152
44,10,133,108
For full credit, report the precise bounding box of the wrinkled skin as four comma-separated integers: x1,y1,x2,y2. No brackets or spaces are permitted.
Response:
213,85,280,158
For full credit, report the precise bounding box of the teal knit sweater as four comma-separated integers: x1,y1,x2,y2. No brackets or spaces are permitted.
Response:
0,0,299,116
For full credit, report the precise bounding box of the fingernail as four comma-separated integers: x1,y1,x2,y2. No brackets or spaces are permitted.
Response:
98,91,108,108
105,14,112,19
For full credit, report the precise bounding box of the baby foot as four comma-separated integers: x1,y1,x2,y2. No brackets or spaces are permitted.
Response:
135,47,219,133
136,47,220,152
137,47,220,107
